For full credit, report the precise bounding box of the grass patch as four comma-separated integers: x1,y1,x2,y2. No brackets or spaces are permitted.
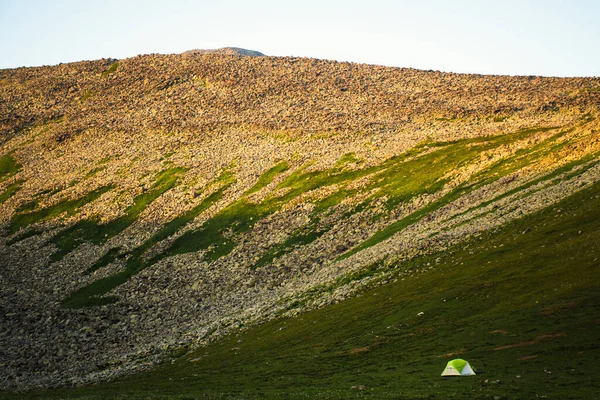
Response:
101,61,120,76
85,166,107,179
62,168,233,308
261,135,525,267
339,126,571,259
84,247,123,275
0,179,24,204
51,167,187,262
165,155,365,261
447,153,600,227
6,228,45,246
254,224,330,269
9,186,113,235
80,89,95,101
245,161,289,195
63,156,362,306
60,125,586,307
339,186,473,261
0,153,22,182
161,127,567,268
466,124,586,192
333,152,361,168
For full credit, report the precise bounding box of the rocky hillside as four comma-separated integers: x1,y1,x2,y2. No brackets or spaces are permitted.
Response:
0,52,599,391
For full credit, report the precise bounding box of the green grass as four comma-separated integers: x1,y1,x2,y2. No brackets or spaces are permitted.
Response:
339,126,577,260
245,161,289,195
101,61,120,76
12,166,600,400
8,186,114,235
6,228,44,246
163,155,363,262
50,167,186,262
339,187,471,261
333,152,362,168
84,247,124,275
447,154,600,230
62,160,327,307
0,153,22,182
61,125,578,307
254,223,330,269
468,126,576,189
62,168,234,308
0,179,24,204
80,89,95,101
84,165,107,179
163,162,301,260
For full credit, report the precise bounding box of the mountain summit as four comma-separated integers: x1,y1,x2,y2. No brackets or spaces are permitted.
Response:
182,47,264,56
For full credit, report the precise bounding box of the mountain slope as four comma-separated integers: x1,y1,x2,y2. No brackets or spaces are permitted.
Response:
6,168,600,399
0,53,599,393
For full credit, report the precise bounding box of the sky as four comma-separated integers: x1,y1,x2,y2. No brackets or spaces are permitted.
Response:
0,0,598,77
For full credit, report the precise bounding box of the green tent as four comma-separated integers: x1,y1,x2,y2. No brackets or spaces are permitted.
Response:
441,359,476,376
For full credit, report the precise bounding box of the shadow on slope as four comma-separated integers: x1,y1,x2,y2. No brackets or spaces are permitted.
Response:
14,165,600,399
63,125,577,307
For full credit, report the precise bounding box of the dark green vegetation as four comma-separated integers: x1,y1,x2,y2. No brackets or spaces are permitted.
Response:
0,153,22,182
62,163,294,307
0,179,24,205
8,186,113,235
245,160,289,195
163,161,295,261
6,228,43,246
80,89,95,101
50,167,186,262
62,167,235,308
338,127,566,260
101,61,120,76
84,165,106,179
84,247,123,275
11,161,600,400
254,223,329,269
182,126,556,268
445,153,600,231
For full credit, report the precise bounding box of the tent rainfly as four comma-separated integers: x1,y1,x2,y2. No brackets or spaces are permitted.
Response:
441,359,476,376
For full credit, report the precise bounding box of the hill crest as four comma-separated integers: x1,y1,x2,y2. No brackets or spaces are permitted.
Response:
182,47,265,56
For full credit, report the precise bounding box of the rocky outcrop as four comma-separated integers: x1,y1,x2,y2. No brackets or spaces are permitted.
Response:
183,47,265,57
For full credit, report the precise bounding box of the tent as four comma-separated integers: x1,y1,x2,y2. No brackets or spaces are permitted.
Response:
441,359,476,376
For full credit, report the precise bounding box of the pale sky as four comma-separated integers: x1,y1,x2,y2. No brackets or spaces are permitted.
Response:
1,0,598,76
